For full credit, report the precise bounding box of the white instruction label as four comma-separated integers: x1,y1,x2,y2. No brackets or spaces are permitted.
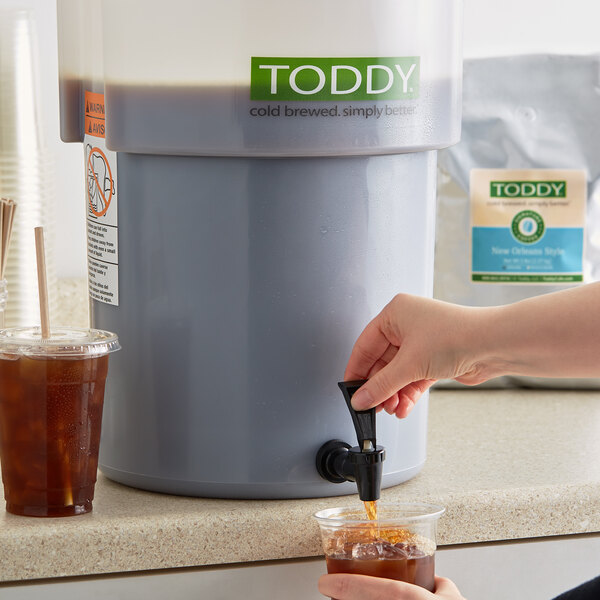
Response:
84,90,119,305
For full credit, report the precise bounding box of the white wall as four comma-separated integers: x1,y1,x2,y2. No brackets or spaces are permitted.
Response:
5,0,600,278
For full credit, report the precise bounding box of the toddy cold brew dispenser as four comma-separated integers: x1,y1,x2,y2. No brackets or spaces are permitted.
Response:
57,0,462,498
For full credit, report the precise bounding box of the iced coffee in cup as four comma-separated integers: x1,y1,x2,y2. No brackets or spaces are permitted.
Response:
315,503,444,592
0,326,120,517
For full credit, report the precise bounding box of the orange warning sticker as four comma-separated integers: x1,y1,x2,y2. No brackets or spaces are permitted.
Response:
84,91,105,138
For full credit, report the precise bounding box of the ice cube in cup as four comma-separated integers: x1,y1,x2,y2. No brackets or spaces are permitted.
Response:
0,326,120,517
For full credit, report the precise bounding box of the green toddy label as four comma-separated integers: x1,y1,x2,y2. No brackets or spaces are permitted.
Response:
490,181,567,198
250,57,420,101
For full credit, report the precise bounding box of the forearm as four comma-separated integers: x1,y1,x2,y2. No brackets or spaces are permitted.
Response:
476,283,600,380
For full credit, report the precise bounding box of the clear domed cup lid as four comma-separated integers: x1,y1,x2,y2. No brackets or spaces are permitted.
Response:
0,326,120,358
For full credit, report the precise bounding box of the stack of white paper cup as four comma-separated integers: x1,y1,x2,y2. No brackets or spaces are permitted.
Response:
0,9,57,326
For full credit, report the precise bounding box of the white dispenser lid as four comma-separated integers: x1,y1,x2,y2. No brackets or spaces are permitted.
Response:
58,0,463,156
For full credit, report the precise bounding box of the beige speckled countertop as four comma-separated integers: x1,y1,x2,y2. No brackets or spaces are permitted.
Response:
1,281,600,582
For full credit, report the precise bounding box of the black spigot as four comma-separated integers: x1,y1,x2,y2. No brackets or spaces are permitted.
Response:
316,381,385,501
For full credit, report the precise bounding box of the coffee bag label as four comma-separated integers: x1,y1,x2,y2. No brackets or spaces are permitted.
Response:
250,57,420,102
470,169,586,283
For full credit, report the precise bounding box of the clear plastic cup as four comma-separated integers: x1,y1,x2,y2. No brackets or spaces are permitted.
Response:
0,9,42,154
314,503,445,592
0,9,57,328
0,327,120,517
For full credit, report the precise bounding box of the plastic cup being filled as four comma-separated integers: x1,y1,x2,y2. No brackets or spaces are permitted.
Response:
314,503,445,592
0,326,120,516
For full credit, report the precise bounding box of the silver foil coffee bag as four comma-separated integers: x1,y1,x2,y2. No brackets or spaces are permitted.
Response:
435,54,600,388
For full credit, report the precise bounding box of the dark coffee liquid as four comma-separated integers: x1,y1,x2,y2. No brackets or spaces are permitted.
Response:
59,79,456,155
326,541,435,591
0,355,108,516
104,82,456,156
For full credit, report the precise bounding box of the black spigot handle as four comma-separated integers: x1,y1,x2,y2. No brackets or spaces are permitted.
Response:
338,380,376,450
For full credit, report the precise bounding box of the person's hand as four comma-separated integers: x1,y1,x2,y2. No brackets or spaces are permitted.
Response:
344,293,493,417
345,284,600,417
318,574,466,600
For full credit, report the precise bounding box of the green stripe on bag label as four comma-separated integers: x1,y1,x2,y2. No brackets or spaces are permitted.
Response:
250,57,420,101
472,274,583,283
